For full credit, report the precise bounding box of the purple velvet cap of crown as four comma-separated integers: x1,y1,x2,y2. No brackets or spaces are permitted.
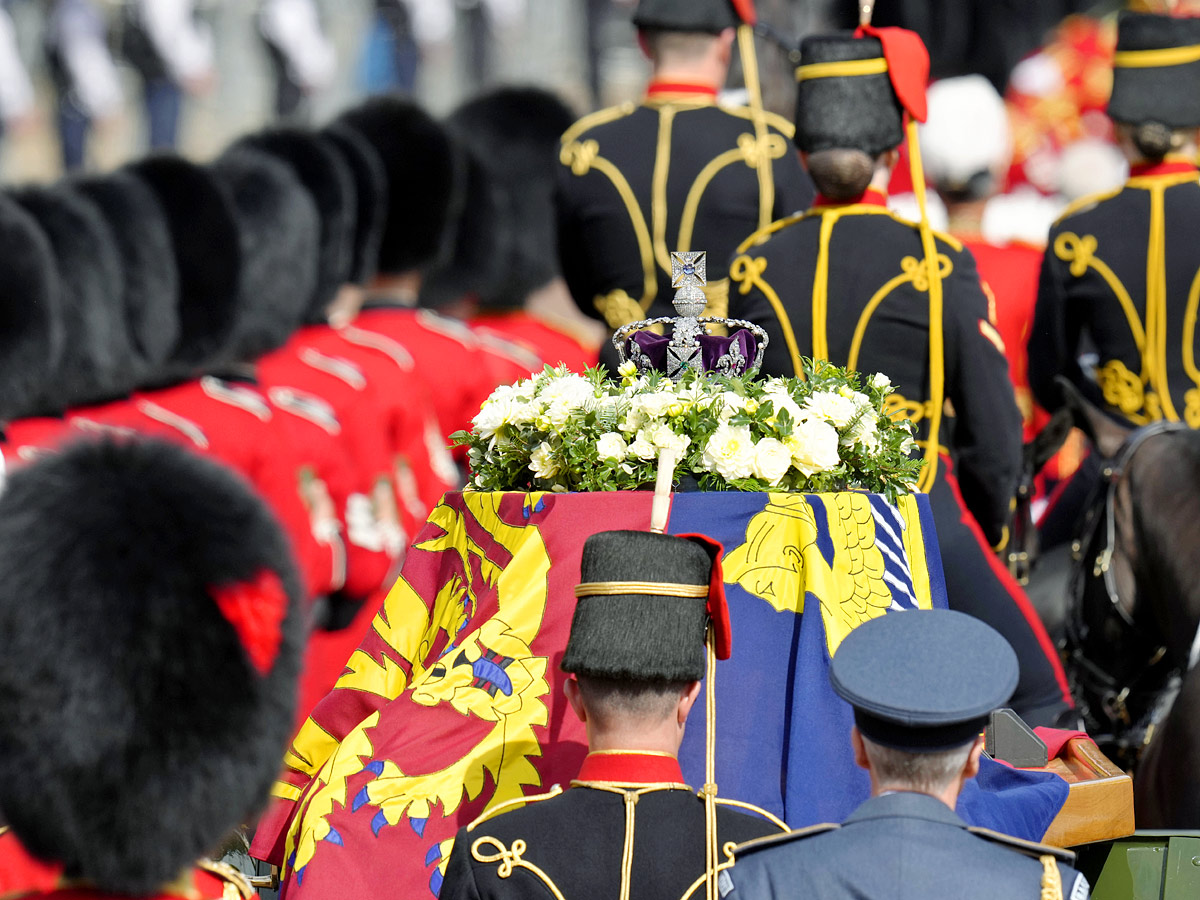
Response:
627,328,759,375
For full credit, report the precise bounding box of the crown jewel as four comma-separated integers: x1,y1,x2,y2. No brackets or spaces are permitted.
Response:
613,250,768,380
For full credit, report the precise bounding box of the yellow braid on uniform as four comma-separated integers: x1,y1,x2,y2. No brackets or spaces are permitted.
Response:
738,24,775,231
704,628,719,900
1039,854,1063,900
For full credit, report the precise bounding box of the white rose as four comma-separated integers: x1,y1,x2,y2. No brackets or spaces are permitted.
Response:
596,432,628,461
788,418,840,475
539,373,596,411
646,422,691,457
871,372,891,390
763,388,804,428
628,433,657,461
701,423,756,481
472,396,519,438
529,441,558,479
752,437,793,485
803,390,857,427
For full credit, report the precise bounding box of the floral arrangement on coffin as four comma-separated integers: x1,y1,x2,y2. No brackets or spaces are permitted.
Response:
452,357,922,502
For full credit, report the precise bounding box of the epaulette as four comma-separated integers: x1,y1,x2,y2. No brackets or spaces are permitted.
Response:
195,859,256,899
1053,186,1125,226
721,105,796,137
466,784,564,832
966,826,1076,864
560,103,638,146
729,822,840,859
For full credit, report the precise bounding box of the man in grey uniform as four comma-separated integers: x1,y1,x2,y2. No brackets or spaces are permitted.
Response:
723,609,1090,900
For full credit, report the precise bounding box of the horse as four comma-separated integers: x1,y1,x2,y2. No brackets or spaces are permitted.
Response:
1031,380,1200,828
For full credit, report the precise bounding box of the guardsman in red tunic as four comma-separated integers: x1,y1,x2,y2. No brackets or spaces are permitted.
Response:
0,438,306,900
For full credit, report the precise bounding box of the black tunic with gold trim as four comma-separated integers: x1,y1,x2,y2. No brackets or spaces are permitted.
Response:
555,82,813,336
1030,161,1200,427
438,752,780,900
726,192,1073,724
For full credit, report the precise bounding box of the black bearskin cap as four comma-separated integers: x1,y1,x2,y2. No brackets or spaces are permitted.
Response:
211,145,321,360
336,95,458,274
231,128,355,322
561,531,714,682
632,0,752,33
418,144,512,311
0,438,304,895
10,185,131,410
448,86,577,308
0,195,63,423
1109,12,1200,129
71,171,181,383
321,121,388,287
795,33,904,157
126,155,243,380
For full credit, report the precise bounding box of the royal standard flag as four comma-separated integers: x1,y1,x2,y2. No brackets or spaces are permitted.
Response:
251,490,1067,899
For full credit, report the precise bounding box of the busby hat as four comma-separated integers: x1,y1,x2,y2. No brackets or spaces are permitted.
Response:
321,121,388,287
448,86,577,307
336,96,458,275
71,171,181,383
231,128,356,322
1109,11,1200,128
10,185,131,410
0,195,63,423
0,437,304,895
211,145,321,360
794,27,929,157
126,155,243,381
632,0,755,33
561,530,730,682
830,609,1019,753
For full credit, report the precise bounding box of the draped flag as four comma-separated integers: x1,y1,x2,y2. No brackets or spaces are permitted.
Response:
252,490,1067,900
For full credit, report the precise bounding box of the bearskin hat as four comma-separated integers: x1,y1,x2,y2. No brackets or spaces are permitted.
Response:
561,530,728,682
336,95,459,275
126,155,243,382
1109,11,1200,129
71,171,181,384
211,145,321,361
794,33,905,157
632,0,754,33
9,185,131,410
231,128,355,323
0,195,63,423
321,121,388,288
0,437,304,895
448,86,577,308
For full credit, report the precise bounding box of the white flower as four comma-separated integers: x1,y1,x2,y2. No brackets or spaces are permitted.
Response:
646,422,691,457
803,390,857,427
763,387,804,429
472,395,523,438
628,433,657,461
538,373,596,411
529,442,558,479
618,360,638,378
631,390,677,421
702,423,756,480
753,437,792,485
871,372,891,390
596,432,628,461
787,418,840,475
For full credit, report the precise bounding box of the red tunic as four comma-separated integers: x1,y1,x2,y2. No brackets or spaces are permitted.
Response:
469,310,599,374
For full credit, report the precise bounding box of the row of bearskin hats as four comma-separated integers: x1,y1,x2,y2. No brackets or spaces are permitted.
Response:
0,86,577,429
0,87,575,896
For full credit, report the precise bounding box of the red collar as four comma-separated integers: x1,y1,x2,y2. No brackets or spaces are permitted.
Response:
812,187,889,209
1129,160,1199,179
645,80,719,101
575,751,686,785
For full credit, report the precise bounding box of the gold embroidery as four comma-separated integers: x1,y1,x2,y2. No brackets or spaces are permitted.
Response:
678,842,739,900
562,138,598,176
1097,359,1151,423
467,784,563,831
713,797,789,832
471,836,567,900
730,254,803,376
559,102,637,146
883,392,937,425
1186,388,1200,428
594,289,647,329
1039,854,1063,900
736,132,788,169
652,107,678,273
575,580,708,599
1054,232,1146,351
902,253,953,293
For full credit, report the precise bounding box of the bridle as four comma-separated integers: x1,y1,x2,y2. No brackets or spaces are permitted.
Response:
1065,420,1187,750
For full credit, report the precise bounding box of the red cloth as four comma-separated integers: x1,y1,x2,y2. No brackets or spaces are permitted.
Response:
645,80,718,101
0,829,62,897
469,311,596,375
11,869,235,900
812,188,889,210
855,25,930,123
1033,727,1091,760
574,752,686,785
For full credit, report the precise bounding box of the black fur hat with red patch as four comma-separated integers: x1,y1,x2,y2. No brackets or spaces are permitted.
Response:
448,86,577,309
125,155,244,383
211,145,321,360
632,0,755,32
9,184,131,410
0,437,304,895
0,194,63,423
70,170,181,385
321,120,388,288
231,128,355,323
336,95,459,275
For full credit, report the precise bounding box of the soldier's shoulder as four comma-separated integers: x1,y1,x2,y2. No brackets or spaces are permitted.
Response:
734,211,813,254
464,785,568,834
718,104,796,138
560,103,640,145
965,826,1076,864
730,822,840,860
1051,185,1128,227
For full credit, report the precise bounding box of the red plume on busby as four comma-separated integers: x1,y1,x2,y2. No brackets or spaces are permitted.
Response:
0,437,304,895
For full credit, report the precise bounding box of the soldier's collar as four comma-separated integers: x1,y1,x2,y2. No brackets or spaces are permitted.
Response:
573,750,687,786
1128,158,1199,180
645,79,719,104
811,187,889,209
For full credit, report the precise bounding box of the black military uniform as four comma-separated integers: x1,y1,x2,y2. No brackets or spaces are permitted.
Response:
726,28,1072,725
725,610,1090,900
439,530,782,900
1031,12,1200,429
555,0,813,351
